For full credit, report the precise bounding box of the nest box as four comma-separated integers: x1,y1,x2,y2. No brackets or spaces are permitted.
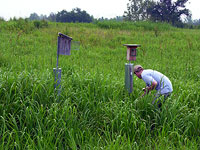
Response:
123,44,141,61
57,32,73,55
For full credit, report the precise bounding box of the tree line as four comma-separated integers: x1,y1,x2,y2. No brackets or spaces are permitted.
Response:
29,8,93,23
1,0,199,27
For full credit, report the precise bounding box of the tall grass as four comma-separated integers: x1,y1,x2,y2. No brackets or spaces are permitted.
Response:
95,21,175,31
0,20,199,149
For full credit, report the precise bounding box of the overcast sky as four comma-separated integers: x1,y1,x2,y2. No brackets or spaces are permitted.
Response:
0,0,199,20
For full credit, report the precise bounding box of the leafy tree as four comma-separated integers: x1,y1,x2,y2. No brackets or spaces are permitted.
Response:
39,14,48,20
56,8,93,23
56,10,69,22
48,12,57,22
147,0,190,25
29,13,40,21
124,0,155,21
110,16,124,21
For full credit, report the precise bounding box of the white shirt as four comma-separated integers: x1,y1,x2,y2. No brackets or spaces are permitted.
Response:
141,69,173,94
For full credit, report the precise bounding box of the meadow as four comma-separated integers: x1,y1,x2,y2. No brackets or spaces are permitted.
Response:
0,19,200,149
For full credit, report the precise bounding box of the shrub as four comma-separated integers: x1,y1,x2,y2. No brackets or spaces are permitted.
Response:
33,20,49,29
4,18,35,33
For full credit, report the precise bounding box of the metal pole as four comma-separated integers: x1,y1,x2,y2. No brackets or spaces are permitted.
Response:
56,36,60,69
53,68,62,100
54,36,61,100
125,63,133,93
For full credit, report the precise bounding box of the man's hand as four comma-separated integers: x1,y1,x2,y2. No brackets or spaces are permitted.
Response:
141,85,152,97
140,81,157,98
141,87,148,97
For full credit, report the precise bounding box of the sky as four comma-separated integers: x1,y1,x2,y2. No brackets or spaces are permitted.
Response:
0,0,199,20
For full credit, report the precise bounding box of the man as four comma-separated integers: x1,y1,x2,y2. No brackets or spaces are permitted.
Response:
134,65,173,107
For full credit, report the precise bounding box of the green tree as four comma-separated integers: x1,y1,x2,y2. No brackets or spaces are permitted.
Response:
29,13,40,21
56,10,69,22
147,0,190,25
56,8,93,23
124,0,155,21
48,12,57,22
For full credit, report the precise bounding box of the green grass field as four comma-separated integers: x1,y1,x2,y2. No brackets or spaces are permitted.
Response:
0,20,200,149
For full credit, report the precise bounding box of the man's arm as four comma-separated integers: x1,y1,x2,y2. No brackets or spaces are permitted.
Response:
147,81,157,92
142,81,157,97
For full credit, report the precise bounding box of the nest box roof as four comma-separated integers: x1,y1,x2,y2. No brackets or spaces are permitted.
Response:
58,32,73,40
123,44,141,47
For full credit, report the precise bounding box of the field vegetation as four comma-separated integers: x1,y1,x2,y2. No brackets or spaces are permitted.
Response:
0,20,200,149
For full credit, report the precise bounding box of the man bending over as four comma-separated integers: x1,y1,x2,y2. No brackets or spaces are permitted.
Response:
134,65,173,108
